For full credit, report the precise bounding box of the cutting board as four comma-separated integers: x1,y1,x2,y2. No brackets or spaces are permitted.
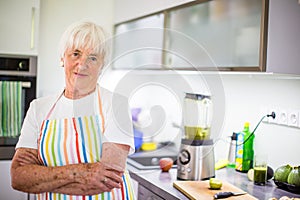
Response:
173,180,258,200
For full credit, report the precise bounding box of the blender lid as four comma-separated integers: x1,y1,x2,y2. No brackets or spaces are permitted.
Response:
181,138,213,146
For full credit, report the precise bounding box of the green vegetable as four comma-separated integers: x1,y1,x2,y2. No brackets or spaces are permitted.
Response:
209,178,222,189
287,166,300,186
274,164,292,183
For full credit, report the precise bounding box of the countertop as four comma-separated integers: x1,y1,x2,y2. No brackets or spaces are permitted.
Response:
128,166,300,200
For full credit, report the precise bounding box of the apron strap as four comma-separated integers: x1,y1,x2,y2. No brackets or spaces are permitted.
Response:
97,86,105,133
44,86,105,132
44,90,64,120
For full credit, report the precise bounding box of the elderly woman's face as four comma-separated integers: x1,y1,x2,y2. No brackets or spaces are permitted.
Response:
62,47,103,92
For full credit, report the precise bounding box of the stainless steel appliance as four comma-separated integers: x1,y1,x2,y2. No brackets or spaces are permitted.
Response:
177,93,215,180
0,54,37,200
0,54,37,119
0,55,37,156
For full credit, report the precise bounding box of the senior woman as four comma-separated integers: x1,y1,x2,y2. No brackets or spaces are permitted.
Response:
11,20,136,200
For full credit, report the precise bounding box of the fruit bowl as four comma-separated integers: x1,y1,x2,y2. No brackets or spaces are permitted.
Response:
274,180,300,194
274,180,287,188
286,183,300,194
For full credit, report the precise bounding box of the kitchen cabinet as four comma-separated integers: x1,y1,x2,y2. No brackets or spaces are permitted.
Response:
0,160,28,200
0,0,40,55
112,0,300,75
113,13,164,70
114,0,194,24
138,184,164,200
165,0,263,71
265,0,300,75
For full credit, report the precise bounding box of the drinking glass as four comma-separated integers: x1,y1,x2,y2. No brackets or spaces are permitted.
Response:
254,154,268,185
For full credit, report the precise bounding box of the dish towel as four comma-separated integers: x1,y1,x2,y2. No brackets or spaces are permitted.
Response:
0,81,22,137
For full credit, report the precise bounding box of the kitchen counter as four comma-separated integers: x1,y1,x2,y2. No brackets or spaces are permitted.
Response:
128,166,300,200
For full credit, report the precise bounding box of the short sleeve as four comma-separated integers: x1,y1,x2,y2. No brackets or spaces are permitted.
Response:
16,100,39,149
102,91,135,155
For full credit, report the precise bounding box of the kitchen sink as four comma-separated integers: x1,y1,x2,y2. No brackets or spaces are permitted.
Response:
127,144,178,170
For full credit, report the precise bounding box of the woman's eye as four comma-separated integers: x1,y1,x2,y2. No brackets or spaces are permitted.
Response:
88,56,98,63
72,52,80,57
90,57,97,62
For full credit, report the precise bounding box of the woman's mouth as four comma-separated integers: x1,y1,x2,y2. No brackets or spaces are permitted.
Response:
74,72,87,77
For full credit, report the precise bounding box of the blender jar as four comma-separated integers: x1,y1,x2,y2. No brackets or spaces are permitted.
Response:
183,93,212,140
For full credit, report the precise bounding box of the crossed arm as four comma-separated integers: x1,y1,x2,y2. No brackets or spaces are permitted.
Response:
10,143,129,196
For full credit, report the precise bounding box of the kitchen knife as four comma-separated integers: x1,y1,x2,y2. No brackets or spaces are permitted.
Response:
213,191,247,199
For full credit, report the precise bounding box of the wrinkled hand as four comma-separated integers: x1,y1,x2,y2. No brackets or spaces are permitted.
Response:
74,161,124,194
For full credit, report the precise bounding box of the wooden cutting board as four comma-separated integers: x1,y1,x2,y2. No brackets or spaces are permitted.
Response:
173,180,258,200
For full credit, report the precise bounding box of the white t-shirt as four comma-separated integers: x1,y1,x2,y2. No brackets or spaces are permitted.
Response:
16,87,135,154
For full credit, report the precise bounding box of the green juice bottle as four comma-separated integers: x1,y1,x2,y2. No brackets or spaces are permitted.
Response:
235,122,254,172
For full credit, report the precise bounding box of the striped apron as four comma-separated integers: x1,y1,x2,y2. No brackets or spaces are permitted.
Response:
37,88,135,200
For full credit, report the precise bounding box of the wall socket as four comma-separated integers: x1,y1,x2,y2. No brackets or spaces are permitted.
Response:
278,108,288,125
288,110,299,127
264,107,300,129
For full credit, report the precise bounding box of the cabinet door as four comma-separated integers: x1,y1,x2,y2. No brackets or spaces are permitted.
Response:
0,160,28,200
138,184,164,200
0,0,40,55
165,0,263,70
114,0,194,24
113,13,164,69
266,0,300,75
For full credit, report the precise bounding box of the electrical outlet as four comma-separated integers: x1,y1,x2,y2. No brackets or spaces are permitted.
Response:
278,109,288,125
288,110,299,127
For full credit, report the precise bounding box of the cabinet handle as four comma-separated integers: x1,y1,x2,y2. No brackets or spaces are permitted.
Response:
30,7,36,50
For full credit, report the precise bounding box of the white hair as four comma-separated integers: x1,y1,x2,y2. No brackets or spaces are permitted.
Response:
58,20,110,67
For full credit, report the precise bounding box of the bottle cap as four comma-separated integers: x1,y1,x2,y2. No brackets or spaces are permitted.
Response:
244,122,250,127
231,132,237,140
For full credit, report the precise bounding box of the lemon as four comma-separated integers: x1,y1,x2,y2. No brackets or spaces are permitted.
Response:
247,168,254,181
209,178,223,189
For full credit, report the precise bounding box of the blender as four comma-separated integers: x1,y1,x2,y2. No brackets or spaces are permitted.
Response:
177,93,215,180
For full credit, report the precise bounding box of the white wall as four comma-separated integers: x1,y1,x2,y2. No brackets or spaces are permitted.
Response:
37,0,114,97
99,70,300,170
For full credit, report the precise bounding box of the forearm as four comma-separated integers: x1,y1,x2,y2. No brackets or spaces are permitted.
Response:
53,183,103,196
11,148,125,195
11,162,83,194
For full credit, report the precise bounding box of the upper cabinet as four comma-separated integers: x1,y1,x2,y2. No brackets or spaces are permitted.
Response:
114,0,194,24
164,0,263,71
113,0,300,75
0,0,40,56
266,0,300,75
113,13,165,70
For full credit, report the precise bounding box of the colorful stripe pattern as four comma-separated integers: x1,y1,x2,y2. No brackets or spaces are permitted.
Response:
37,88,135,200
0,81,22,137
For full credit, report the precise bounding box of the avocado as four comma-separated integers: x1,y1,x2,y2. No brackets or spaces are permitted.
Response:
267,166,274,180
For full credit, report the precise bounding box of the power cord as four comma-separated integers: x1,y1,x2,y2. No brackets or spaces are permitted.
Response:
238,112,276,145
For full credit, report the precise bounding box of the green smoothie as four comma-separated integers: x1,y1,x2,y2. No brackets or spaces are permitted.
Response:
254,166,267,185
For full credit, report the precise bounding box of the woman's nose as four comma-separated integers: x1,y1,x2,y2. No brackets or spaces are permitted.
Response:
78,55,89,68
